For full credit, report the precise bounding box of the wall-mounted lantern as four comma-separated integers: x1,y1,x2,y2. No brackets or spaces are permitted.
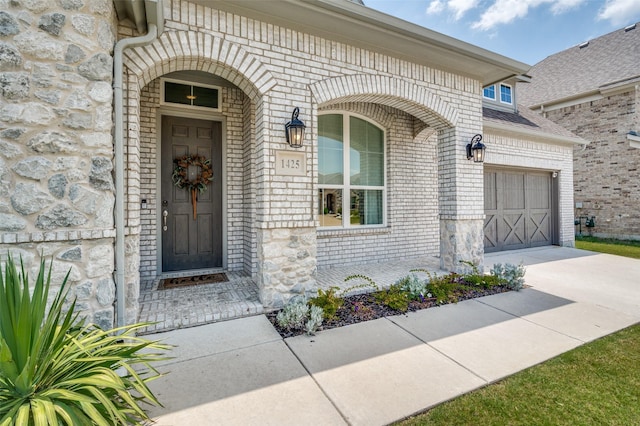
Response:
285,107,306,148
466,134,486,163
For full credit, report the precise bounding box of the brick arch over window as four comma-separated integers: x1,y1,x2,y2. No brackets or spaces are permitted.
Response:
310,75,458,130
123,30,277,99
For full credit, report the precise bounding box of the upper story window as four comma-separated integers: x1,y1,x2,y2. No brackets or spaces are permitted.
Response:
318,113,386,228
160,78,221,111
499,84,512,104
483,85,496,100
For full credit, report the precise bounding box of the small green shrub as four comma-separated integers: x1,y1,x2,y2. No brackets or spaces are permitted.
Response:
375,284,410,312
396,274,430,301
276,296,310,329
277,296,324,335
427,273,460,304
491,263,526,291
0,255,170,426
309,287,344,320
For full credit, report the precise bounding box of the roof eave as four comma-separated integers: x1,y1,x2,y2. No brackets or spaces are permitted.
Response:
483,120,589,146
195,0,530,85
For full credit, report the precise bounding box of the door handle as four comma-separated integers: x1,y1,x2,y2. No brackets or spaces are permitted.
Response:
162,210,168,231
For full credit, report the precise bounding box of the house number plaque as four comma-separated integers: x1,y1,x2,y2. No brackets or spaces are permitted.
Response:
275,150,306,176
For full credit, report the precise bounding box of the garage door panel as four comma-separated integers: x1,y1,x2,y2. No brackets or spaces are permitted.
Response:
529,212,551,245
501,213,526,249
503,173,525,209
484,214,498,250
484,169,554,253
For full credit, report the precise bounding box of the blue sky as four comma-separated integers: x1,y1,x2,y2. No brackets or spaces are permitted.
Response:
364,0,640,65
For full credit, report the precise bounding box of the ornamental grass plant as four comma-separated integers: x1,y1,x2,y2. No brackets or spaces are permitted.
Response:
0,255,170,425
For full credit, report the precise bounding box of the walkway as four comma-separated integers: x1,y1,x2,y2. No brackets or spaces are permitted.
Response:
144,247,640,425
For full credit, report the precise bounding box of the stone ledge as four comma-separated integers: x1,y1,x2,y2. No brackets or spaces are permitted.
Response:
1,229,116,244
317,226,392,238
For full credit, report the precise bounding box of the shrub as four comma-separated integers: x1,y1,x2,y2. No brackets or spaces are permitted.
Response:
0,255,170,425
309,287,344,320
427,273,460,304
396,274,430,301
375,284,410,312
491,263,526,291
277,296,323,335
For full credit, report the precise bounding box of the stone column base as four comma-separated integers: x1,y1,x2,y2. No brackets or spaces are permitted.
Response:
440,218,485,273
257,227,317,309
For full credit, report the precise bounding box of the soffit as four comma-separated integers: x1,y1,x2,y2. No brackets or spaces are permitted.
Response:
191,0,529,85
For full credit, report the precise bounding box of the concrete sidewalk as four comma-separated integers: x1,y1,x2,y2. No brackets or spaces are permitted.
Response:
145,247,640,425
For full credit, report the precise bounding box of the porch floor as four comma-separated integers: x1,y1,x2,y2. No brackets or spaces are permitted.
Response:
137,255,442,335
137,271,263,335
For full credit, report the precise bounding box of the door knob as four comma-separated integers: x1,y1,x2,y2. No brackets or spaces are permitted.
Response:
162,210,168,231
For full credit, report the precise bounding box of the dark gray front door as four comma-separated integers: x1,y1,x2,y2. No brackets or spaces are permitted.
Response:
161,116,222,271
484,168,554,253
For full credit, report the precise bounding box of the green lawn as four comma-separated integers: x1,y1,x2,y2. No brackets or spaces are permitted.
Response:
398,325,640,425
575,236,640,259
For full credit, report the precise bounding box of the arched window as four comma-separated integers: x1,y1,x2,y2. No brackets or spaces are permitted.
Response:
318,112,386,228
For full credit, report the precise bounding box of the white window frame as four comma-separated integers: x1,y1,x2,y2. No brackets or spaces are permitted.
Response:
483,84,496,100
160,77,222,112
499,83,513,105
318,111,387,229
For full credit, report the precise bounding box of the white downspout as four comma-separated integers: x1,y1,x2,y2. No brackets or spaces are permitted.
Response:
113,0,163,328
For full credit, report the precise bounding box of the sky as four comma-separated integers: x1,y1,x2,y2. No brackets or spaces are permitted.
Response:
364,0,640,65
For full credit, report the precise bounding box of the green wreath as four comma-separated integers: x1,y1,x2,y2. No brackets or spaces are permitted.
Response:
171,154,213,193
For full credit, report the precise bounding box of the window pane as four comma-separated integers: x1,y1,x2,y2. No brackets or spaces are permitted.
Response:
319,114,344,185
350,189,383,225
483,85,495,99
164,82,191,105
500,85,512,103
318,188,343,227
193,86,219,108
350,116,384,186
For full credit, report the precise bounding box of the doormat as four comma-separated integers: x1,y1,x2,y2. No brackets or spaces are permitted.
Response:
159,273,228,290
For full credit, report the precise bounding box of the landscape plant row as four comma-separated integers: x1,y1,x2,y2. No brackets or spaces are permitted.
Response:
276,262,525,336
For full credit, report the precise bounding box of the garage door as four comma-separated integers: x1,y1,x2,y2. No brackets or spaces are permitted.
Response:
484,168,555,253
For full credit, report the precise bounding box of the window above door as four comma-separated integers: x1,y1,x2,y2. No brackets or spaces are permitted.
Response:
160,78,221,112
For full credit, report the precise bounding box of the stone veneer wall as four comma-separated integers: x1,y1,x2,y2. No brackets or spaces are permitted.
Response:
543,89,640,239
0,0,117,328
484,132,576,247
138,78,252,279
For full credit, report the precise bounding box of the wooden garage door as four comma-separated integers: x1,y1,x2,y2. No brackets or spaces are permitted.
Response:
484,169,554,253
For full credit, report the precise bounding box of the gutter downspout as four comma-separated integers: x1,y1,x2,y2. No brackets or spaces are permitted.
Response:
113,0,163,328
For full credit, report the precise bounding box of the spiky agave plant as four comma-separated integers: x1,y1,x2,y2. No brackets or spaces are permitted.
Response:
0,255,171,425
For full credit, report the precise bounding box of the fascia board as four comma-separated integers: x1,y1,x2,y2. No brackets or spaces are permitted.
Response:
483,120,589,147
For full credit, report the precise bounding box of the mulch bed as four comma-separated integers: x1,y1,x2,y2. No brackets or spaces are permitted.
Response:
267,285,511,338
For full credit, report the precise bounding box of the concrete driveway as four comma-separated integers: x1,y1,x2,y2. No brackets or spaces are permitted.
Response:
145,247,640,425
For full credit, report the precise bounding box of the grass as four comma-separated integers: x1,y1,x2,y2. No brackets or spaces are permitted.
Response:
398,324,640,425
575,235,640,259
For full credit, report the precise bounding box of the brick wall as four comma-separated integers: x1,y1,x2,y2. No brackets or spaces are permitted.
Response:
544,89,640,239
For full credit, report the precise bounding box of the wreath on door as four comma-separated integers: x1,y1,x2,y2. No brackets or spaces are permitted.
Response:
172,154,214,220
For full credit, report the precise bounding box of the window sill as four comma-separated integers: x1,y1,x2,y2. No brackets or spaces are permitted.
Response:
317,226,391,238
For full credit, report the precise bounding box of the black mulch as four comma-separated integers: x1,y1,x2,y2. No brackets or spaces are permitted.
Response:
267,285,511,338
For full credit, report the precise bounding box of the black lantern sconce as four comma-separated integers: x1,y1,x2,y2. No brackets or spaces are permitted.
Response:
466,134,486,163
285,107,306,148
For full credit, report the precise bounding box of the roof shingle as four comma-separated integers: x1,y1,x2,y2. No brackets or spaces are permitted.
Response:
518,23,640,107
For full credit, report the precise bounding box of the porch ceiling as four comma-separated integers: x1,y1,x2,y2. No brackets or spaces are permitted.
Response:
197,0,530,85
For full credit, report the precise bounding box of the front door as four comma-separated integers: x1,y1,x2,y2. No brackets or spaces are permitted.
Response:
161,116,223,271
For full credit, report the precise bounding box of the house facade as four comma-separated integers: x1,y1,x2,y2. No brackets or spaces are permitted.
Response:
0,0,581,329
519,23,640,240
